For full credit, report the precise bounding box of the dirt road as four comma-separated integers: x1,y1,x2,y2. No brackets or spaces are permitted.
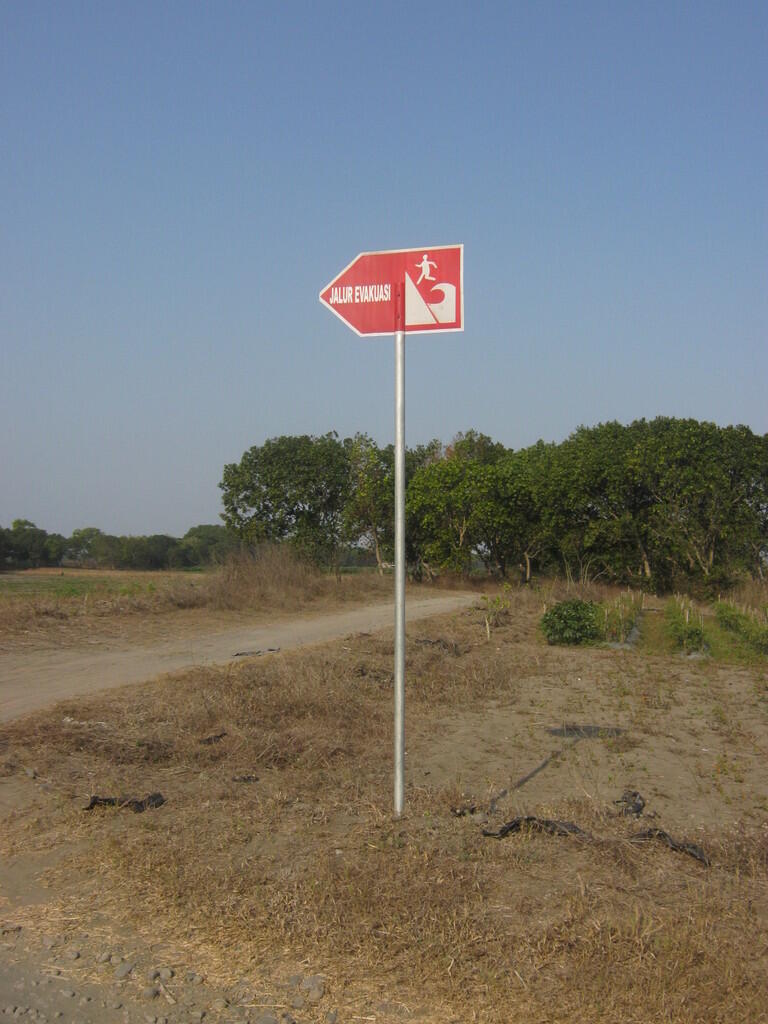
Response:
0,593,477,723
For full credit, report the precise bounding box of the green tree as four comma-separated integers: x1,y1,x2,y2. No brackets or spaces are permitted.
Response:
9,520,49,567
177,524,239,566
342,434,393,574
494,443,554,581
541,423,656,584
406,459,478,575
43,533,67,565
628,418,768,589
90,533,122,567
68,527,105,564
117,534,179,570
341,436,443,575
407,439,444,473
0,526,11,569
445,429,506,465
220,433,351,570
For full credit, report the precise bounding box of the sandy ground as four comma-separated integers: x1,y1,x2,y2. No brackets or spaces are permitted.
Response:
2,597,767,1021
0,593,476,723
0,592,474,1016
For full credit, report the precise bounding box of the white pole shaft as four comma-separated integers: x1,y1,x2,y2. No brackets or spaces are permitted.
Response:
394,328,406,817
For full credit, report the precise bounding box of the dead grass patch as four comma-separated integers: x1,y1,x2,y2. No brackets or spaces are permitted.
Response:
0,547,393,647
202,546,388,612
731,578,768,614
2,597,768,1021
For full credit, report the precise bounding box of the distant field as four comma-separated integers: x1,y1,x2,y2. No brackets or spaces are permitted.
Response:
0,554,393,649
0,567,203,598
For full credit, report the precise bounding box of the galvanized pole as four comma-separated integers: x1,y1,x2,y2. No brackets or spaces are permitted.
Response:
393,288,406,817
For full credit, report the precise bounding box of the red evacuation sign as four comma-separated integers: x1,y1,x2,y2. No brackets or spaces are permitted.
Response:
319,245,464,336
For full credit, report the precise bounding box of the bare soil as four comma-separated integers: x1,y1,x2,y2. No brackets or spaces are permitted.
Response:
0,593,476,723
1,588,767,1023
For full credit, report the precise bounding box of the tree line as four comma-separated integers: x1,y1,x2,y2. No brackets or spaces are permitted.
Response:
0,522,238,571
6,418,765,589
220,419,768,591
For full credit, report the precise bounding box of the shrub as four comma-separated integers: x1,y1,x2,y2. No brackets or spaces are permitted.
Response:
204,545,324,610
714,602,743,633
541,599,602,646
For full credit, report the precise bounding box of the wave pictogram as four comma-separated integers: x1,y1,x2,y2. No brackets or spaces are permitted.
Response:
404,273,457,326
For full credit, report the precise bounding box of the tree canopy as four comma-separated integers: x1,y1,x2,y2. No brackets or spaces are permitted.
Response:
219,419,768,590
0,522,238,571
5,418,766,592
219,433,351,570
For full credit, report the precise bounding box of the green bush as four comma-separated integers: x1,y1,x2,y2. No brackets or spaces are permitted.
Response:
541,599,602,646
714,602,743,633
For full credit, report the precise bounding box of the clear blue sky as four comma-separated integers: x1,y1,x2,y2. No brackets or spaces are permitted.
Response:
2,1,766,536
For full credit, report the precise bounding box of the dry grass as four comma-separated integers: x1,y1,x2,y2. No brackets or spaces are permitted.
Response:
0,547,392,645
731,578,768,614
2,589,768,1021
203,545,387,611
0,573,205,635
0,560,659,645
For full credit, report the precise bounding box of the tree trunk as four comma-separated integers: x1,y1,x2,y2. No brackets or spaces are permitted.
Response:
640,546,652,579
373,533,384,576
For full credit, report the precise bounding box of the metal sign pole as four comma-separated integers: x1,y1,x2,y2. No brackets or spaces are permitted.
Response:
319,251,463,814
394,286,406,817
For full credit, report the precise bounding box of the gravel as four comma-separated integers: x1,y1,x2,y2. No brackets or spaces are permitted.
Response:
0,930,338,1024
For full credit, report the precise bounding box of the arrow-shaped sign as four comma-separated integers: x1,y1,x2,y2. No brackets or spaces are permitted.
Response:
319,245,463,336
318,243,464,817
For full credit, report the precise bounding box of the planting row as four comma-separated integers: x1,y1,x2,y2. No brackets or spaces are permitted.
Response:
540,593,768,659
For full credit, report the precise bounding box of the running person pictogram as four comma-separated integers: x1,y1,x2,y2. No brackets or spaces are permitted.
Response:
415,254,437,284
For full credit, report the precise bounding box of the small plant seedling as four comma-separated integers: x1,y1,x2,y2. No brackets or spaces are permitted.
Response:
481,585,511,639
665,596,707,654
601,591,643,644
